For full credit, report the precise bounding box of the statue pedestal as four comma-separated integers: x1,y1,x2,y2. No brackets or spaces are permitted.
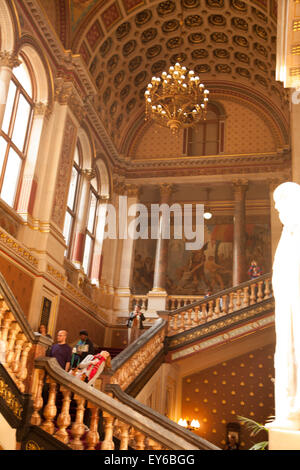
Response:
269,426,300,450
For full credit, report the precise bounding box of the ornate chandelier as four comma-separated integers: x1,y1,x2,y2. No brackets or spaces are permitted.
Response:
144,62,209,135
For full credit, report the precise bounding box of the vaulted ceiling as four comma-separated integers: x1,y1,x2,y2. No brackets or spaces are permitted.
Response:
39,0,289,154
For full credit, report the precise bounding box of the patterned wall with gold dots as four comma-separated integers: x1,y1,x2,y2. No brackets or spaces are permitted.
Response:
181,343,275,450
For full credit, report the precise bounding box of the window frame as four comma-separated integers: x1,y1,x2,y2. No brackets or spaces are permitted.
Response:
0,55,35,208
82,181,99,278
63,142,82,259
185,104,222,157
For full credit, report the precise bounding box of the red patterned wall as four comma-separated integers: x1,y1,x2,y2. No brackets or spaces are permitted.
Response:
181,343,275,450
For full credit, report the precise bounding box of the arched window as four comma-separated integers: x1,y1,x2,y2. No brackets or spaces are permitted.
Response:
82,175,99,276
63,143,81,257
186,104,224,156
0,56,34,207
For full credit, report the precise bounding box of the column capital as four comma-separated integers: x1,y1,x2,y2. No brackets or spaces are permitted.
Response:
82,168,96,181
113,178,127,195
34,101,52,119
232,178,249,189
0,51,21,69
125,183,141,198
232,179,249,199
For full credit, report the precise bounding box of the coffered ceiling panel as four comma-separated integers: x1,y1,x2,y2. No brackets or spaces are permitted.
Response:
40,0,288,153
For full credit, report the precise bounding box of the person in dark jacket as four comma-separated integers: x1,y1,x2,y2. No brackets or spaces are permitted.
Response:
71,330,94,369
127,304,145,344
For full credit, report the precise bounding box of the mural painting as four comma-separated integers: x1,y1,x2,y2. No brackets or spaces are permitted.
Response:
132,222,271,295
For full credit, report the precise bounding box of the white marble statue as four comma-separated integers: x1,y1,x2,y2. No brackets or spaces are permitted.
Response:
272,182,300,428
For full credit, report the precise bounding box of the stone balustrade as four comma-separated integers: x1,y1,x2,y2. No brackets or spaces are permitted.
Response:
0,273,51,394
31,357,218,450
163,274,272,336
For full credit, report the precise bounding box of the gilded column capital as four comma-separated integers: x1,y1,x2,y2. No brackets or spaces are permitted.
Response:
267,177,288,192
54,77,86,122
82,168,96,181
34,101,52,119
0,51,21,69
125,183,141,198
113,178,127,195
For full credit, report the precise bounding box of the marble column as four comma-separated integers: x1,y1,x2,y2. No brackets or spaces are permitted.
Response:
113,183,141,314
232,179,248,286
148,183,174,314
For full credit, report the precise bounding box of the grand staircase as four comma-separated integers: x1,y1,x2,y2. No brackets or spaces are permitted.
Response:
0,271,273,450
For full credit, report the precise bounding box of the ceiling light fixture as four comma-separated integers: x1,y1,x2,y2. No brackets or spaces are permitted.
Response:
144,62,209,135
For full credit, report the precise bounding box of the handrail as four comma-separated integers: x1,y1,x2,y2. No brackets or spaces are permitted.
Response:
106,383,219,450
110,317,166,372
32,357,219,450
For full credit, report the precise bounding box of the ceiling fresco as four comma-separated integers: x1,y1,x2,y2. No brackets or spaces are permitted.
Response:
39,0,288,152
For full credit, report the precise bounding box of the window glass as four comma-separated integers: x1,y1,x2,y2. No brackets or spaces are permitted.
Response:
0,137,7,173
63,211,73,246
67,165,79,211
11,94,31,151
82,234,92,275
13,61,32,98
1,81,17,135
1,148,21,206
87,192,97,233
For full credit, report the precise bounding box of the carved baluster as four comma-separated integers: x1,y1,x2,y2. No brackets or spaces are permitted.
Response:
0,301,7,329
119,421,130,450
70,395,86,450
85,404,100,450
264,278,271,299
228,293,234,313
187,309,193,328
101,412,115,450
12,333,25,373
201,303,207,323
250,283,256,305
221,295,228,314
207,301,214,321
31,369,45,426
16,341,32,391
1,311,13,344
243,286,249,307
214,298,221,317
41,378,57,434
135,430,145,450
236,290,242,310
146,437,161,450
180,312,186,331
54,386,72,444
4,319,19,371
257,281,263,302
194,306,200,326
